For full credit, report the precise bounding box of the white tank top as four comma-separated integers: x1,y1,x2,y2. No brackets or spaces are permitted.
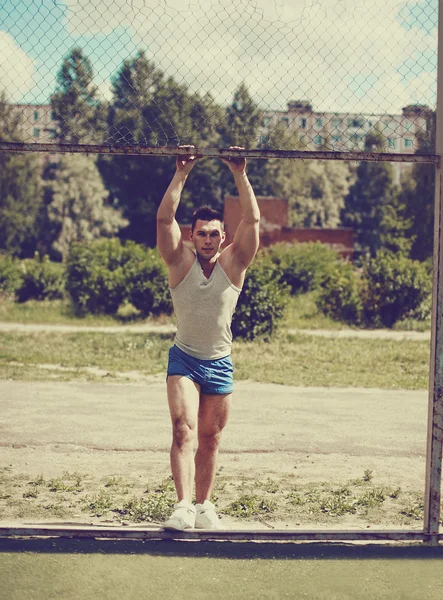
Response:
169,255,242,359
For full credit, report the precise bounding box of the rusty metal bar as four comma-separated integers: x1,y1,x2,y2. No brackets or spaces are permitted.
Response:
424,0,443,547
0,142,438,164
0,524,430,542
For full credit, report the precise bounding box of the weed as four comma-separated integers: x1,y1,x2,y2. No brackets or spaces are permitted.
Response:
115,494,174,522
389,487,402,499
400,499,424,520
83,490,114,516
363,470,374,483
23,489,38,499
223,494,277,518
153,476,175,494
356,488,386,509
28,475,45,487
286,492,306,506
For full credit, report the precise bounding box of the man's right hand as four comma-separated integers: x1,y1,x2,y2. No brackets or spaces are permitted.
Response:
176,145,200,174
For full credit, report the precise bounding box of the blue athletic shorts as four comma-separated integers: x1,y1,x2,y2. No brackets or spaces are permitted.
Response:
166,344,234,395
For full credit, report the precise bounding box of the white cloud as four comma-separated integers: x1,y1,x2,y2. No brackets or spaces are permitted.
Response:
62,0,437,114
0,31,35,101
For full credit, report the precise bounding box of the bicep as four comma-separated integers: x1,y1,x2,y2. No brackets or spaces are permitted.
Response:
156,218,184,265
232,218,260,269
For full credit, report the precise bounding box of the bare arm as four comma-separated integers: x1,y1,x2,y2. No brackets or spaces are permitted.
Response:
221,148,260,269
156,147,200,265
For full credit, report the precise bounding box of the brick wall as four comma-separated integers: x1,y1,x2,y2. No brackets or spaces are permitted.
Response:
178,195,354,258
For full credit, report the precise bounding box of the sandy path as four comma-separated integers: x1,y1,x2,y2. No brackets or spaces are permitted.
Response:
0,321,430,340
0,380,428,490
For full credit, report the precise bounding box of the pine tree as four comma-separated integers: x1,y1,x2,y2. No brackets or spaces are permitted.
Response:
51,48,106,144
0,92,43,257
341,132,411,257
101,51,223,246
44,155,128,261
399,110,435,260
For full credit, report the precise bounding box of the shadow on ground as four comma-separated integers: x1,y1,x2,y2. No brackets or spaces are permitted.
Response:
1,538,442,560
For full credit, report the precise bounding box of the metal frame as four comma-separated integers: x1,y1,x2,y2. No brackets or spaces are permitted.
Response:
1,1,443,547
0,141,438,164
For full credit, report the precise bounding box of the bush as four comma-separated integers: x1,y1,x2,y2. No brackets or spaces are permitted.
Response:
266,242,341,295
316,260,363,325
362,252,431,327
66,238,172,316
0,254,23,297
66,239,128,314
16,254,65,303
232,254,290,341
127,248,172,317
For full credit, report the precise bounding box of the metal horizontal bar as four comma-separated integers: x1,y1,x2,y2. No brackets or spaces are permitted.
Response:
0,525,434,542
0,142,438,164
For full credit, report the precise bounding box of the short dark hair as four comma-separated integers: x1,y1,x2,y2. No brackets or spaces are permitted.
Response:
191,206,224,233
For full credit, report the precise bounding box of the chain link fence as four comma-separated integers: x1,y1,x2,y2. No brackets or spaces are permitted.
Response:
0,0,438,159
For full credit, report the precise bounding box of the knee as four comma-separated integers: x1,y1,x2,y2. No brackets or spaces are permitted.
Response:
172,420,196,449
198,430,222,453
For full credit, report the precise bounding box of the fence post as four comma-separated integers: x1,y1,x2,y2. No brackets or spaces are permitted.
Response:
424,0,443,547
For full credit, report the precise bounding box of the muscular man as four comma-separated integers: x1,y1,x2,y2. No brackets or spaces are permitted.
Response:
156,146,260,530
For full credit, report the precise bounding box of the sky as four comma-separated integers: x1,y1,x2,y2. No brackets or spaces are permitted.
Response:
0,0,439,115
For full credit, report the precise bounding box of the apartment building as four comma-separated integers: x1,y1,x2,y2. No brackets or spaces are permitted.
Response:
11,104,57,144
261,100,430,182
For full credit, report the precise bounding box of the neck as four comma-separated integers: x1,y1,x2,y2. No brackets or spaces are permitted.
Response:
197,252,219,269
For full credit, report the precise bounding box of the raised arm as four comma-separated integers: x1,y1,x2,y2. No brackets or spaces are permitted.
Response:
156,146,200,266
221,147,260,269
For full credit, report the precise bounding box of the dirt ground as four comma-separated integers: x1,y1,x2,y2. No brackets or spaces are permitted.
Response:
0,378,430,530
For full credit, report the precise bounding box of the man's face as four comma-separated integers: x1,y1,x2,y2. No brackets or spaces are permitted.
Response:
190,219,226,260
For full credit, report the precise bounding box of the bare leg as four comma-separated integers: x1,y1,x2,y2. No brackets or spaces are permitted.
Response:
167,376,200,503
195,393,231,504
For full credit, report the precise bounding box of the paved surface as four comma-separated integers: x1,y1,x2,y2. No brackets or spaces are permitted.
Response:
0,380,428,491
0,321,431,340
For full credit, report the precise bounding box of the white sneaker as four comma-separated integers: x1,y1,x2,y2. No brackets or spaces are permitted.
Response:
163,500,196,531
194,500,223,530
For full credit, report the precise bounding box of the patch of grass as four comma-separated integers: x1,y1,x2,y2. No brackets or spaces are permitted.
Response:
280,293,348,330
232,333,429,389
115,494,174,523
223,494,277,518
83,490,115,516
47,472,83,493
400,495,425,520
0,330,430,389
0,331,173,376
0,298,174,326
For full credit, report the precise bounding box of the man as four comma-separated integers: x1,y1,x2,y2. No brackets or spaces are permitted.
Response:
156,145,260,530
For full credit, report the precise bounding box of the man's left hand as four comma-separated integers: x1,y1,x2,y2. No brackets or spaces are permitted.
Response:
220,146,246,173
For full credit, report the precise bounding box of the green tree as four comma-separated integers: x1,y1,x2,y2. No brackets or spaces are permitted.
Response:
43,154,128,261
101,51,223,246
399,110,435,260
51,47,106,144
341,131,411,257
218,83,264,199
0,92,43,257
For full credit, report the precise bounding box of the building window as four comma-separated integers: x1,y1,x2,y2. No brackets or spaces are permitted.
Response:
300,118,307,129
281,117,289,126
387,138,396,148
315,118,323,128
46,129,57,140
332,135,342,143
404,138,413,148
34,111,39,121
262,116,271,127
314,135,323,145
332,118,341,128
348,118,364,128
33,128,40,138
404,120,413,131
51,110,56,121
300,135,306,144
